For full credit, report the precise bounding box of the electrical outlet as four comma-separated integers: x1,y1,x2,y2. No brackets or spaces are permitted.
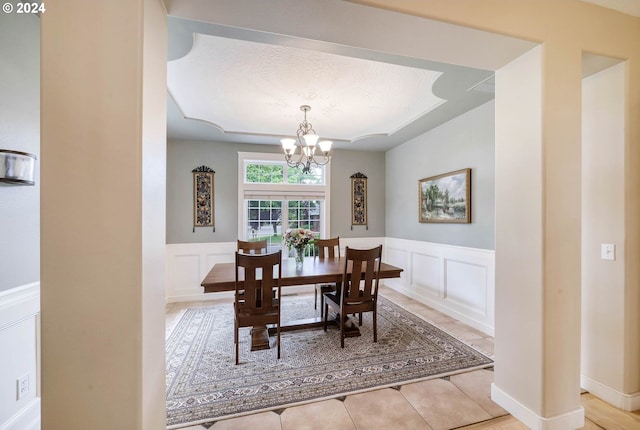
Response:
16,373,30,400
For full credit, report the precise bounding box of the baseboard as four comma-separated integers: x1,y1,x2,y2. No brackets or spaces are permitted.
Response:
491,383,585,430
581,374,640,411
0,398,40,430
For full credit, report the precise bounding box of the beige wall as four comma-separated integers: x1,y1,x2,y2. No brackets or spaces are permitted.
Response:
582,62,627,395
494,46,544,414
41,0,167,428
355,0,640,423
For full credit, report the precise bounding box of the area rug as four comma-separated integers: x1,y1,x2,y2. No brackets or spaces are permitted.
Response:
165,294,493,428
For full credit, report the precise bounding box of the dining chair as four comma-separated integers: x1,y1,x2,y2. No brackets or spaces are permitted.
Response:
237,239,268,254
234,250,282,364
314,237,340,317
323,245,382,348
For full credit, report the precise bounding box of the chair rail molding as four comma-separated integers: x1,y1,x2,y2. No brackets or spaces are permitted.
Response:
0,282,41,430
383,237,495,336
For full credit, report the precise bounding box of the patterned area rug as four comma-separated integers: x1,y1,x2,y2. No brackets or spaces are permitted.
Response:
166,294,492,428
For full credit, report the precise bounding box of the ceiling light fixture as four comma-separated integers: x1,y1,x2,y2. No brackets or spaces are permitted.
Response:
281,105,332,174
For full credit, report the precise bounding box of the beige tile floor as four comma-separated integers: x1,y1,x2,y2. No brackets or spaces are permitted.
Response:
167,286,639,430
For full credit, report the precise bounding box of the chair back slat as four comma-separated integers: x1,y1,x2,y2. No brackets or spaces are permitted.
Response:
235,250,281,311
342,245,382,304
316,237,340,259
237,239,268,255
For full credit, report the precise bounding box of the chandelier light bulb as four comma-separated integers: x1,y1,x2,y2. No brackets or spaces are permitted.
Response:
303,134,319,146
281,138,296,151
318,140,332,153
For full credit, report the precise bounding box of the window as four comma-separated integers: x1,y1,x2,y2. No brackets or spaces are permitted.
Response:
238,152,331,255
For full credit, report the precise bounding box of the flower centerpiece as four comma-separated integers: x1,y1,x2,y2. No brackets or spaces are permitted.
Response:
283,228,315,268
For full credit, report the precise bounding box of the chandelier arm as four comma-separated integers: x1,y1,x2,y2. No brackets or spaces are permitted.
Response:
284,150,306,167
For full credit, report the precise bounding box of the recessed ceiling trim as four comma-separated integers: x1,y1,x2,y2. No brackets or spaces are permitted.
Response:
168,33,447,142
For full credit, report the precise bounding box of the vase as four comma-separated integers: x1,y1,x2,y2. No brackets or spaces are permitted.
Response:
294,245,305,268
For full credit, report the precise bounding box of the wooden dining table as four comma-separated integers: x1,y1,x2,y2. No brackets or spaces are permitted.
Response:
201,255,403,350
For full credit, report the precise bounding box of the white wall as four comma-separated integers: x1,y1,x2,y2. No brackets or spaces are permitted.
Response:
581,62,639,410
0,285,40,430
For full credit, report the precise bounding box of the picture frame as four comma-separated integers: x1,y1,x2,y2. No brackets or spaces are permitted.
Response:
350,172,367,229
418,168,471,223
192,165,215,232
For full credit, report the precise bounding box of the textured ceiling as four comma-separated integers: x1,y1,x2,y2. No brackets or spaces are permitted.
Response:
168,34,445,143
164,1,540,151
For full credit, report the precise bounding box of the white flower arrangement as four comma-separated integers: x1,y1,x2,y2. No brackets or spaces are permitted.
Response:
283,228,315,250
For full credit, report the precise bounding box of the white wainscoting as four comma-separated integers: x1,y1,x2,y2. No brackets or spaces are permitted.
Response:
0,283,40,430
383,238,495,336
165,238,494,336
166,238,386,303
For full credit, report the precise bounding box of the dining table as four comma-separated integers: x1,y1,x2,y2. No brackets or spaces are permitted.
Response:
201,255,403,350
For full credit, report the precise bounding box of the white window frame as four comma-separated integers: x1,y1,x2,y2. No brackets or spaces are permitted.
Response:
237,151,331,241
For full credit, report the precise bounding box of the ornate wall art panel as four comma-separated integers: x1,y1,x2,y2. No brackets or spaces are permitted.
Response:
192,165,215,232
350,172,368,230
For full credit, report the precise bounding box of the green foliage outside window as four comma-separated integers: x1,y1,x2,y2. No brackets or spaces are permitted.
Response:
245,163,284,183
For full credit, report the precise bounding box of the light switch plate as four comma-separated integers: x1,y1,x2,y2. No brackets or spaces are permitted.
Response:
601,244,615,261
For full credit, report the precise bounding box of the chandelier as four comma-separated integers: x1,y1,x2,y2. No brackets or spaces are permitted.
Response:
281,105,332,174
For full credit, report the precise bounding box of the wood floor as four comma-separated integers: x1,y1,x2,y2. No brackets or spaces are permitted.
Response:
458,393,640,429
580,393,640,430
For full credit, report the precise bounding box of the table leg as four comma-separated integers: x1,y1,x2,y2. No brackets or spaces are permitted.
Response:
250,326,271,351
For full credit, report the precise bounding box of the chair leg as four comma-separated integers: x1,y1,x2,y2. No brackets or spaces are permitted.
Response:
277,322,281,360
340,311,345,348
314,286,318,310
323,302,329,331
373,309,377,343
320,294,325,318
358,312,362,326
235,325,239,365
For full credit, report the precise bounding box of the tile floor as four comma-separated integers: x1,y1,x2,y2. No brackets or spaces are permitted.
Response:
166,286,639,430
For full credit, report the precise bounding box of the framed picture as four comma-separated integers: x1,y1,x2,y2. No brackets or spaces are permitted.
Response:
192,165,215,232
418,168,471,223
350,172,367,229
